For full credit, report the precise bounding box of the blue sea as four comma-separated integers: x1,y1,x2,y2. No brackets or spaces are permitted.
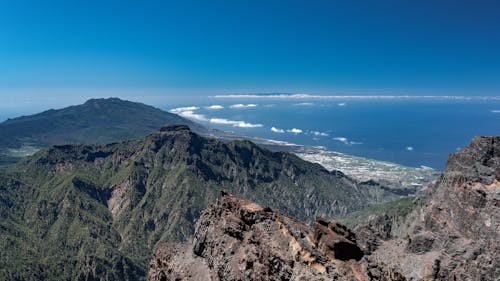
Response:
163,97,500,169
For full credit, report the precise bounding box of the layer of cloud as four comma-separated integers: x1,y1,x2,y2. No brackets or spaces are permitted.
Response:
287,128,303,134
206,105,224,110
170,107,207,121
310,131,329,137
405,146,414,151
338,102,347,106
230,103,257,109
210,118,262,128
333,137,362,145
271,127,285,133
492,110,500,113
213,94,500,100
169,106,199,114
170,106,262,128
294,102,314,106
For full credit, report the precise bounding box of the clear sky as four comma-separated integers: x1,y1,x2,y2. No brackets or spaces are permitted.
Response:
1,0,499,105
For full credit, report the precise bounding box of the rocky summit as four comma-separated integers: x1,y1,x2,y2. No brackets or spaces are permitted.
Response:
149,193,368,281
149,136,499,281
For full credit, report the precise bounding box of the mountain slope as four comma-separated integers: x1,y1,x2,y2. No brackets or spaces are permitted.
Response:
0,98,208,165
149,136,499,281
356,136,499,280
0,125,403,280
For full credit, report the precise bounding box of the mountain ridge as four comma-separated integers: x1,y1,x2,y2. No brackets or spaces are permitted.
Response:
0,97,209,166
149,136,500,280
0,124,404,280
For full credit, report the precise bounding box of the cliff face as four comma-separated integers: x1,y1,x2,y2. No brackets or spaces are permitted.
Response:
149,136,500,281
362,136,500,280
149,194,369,281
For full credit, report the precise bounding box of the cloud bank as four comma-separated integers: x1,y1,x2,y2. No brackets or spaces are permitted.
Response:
271,127,285,133
169,106,199,114
311,131,329,137
169,106,262,128
206,105,224,110
333,137,362,145
230,103,257,109
210,118,263,128
294,102,314,106
213,94,500,100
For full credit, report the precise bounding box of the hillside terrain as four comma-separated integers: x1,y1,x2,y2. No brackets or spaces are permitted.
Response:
150,136,499,280
0,125,403,280
0,98,208,166
0,98,438,191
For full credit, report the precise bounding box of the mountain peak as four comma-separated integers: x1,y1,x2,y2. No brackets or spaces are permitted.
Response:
158,124,191,133
149,194,367,280
83,97,130,109
0,98,208,163
84,97,125,104
444,135,499,185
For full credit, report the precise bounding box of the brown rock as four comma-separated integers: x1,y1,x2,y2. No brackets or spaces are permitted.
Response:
149,195,372,281
367,136,500,280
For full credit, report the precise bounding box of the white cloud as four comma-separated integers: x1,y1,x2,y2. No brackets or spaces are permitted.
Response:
209,118,263,128
286,128,303,134
492,110,500,113
271,127,285,133
206,105,224,110
311,131,329,137
333,137,362,145
169,106,208,121
229,103,257,109
406,146,414,151
338,102,347,106
170,105,261,128
169,106,199,114
177,110,207,121
294,102,314,106
213,94,500,101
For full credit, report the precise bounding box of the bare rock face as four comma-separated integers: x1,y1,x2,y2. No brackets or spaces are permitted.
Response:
149,194,373,281
367,136,500,280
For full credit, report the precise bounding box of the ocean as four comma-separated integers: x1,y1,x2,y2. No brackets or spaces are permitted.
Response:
164,96,500,169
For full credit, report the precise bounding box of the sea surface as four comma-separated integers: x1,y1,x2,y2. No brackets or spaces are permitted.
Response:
163,96,500,169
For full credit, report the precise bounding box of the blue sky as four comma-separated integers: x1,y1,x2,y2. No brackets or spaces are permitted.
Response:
0,0,499,105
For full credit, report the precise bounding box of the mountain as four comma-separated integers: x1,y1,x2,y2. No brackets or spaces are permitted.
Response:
149,136,499,281
149,194,368,281
0,97,438,192
360,136,499,280
0,125,403,280
0,97,208,166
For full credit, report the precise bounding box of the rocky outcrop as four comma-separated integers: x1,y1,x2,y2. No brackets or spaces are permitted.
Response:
364,136,500,280
149,193,374,281
149,136,500,281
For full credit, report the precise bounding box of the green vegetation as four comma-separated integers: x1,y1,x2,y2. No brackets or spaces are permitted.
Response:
0,98,207,166
338,196,417,228
0,125,408,280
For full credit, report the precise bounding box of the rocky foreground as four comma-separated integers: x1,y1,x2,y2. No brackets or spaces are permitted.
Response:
149,136,499,280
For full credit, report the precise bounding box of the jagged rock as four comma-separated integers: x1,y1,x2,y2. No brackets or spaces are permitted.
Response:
149,194,373,281
366,136,500,280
